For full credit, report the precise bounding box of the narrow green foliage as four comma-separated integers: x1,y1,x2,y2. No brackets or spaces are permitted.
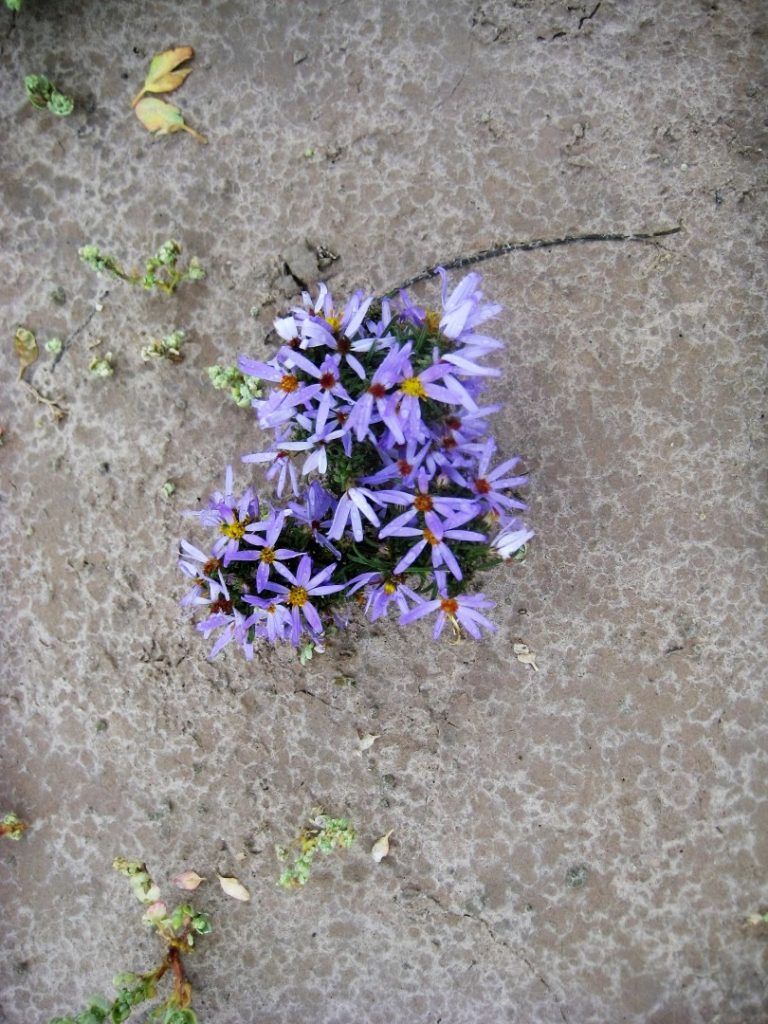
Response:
277,809,356,889
1,811,28,840
50,860,210,1024
79,240,204,296
207,364,262,407
142,329,185,363
25,74,74,115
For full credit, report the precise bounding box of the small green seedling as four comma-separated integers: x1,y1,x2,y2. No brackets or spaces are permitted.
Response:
277,808,356,889
142,329,186,363
79,240,204,296
25,74,74,116
49,859,211,1024
89,353,114,378
1,812,28,840
207,364,262,407
5,0,22,11
45,337,63,354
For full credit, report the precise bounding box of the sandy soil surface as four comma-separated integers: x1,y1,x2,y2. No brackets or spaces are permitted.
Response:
1,1,766,1022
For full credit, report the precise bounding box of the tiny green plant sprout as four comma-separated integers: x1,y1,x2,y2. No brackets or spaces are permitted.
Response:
25,74,74,116
5,0,22,11
79,240,205,296
207,363,262,407
0,812,28,840
142,329,186,363
49,858,211,1024
276,809,356,889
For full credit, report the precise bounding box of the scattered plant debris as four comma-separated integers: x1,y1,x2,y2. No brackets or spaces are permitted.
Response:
162,481,177,500
79,240,205,296
513,641,539,671
142,329,186,363
1,812,28,840
24,74,74,115
217,874,251,902
371,830,393,863
49,858,211,1024
14,325,66,419
277,809,356,889
173,871,205,892
44,337,63,354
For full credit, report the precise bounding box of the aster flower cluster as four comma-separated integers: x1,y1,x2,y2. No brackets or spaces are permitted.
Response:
179,269,533,659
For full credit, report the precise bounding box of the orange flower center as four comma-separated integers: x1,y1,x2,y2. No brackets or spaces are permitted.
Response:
423,528,439,546
414,494,433,512
440,597,459,615
260,546,276,564
279,374,299,393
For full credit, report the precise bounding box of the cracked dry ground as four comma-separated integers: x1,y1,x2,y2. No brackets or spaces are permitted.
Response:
1,1,766,1022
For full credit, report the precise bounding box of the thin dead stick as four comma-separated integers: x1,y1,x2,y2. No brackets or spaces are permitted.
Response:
382,224,683,296
18,377,67,420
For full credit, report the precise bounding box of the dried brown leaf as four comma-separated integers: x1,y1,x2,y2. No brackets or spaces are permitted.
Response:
131,46,194,108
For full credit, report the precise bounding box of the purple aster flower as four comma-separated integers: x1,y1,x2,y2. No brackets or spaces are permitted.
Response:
346,571,424,622
377,471,479,537
328,486,385,542
192,465,260,567
492,519,535,560
389,510,487,580
288,482,341,557
435,267,503,342
453,439,528,514
399,574,496,640
242,446,301,497
357,438,433,487
263,554,345,645
238,354,321,429
274,348,352,432
344,342,414,442
242,594,293,644
230,510,302,591
384,352,478,442
178,540,226,608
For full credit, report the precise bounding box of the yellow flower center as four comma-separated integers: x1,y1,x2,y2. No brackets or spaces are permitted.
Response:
325,312,342,332
279,374,299,393
383,581,397,595
401,376,427,399
260,546,276,564
423,528,439,546
288,585,309,607
425,309,441,333
221,516,249,540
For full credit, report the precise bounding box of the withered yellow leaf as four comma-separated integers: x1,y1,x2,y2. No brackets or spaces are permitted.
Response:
131,46,194,108
14,326,38,376
134,96,207,144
